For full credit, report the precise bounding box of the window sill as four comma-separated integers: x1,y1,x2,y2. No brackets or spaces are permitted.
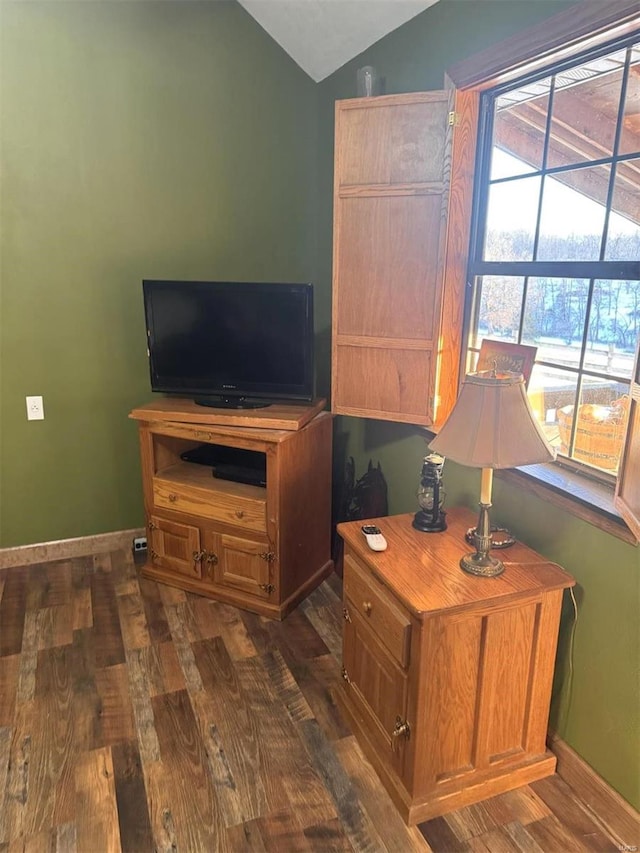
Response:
498,463,638,546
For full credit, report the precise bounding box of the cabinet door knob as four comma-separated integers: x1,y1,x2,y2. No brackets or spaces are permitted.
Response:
363,601,372,615
392,716,410,740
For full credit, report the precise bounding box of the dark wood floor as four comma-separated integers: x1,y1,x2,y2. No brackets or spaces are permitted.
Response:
0,547,623,851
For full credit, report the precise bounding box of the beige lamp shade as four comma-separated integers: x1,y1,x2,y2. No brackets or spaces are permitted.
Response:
429,370,556,469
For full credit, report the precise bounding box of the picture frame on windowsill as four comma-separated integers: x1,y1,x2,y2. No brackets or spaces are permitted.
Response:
475,340,537,388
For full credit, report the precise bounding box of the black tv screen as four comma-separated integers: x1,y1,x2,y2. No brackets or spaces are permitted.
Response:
143,280,314,408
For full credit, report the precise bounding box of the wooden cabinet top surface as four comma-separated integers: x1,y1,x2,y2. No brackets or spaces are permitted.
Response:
129,397,327,432
338,508,575,618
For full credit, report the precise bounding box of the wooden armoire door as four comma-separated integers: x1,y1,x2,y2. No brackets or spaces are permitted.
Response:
331,91,457,426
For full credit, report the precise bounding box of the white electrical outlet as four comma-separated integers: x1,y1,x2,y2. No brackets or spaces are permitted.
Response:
26,395,45,421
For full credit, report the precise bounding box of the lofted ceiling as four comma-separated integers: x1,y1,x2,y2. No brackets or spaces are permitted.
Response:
236,0,439,82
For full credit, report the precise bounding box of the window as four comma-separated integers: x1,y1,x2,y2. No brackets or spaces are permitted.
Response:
465,35,640,480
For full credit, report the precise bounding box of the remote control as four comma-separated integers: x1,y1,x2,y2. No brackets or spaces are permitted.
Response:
361,524,388,552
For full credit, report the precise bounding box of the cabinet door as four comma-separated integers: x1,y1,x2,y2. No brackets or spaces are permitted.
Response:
332,92,455,426
207,530,275,600
343,605,409,774
148,514,202,579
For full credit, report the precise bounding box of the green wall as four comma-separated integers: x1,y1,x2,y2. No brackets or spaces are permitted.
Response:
318,0,640,812
0,0,319,546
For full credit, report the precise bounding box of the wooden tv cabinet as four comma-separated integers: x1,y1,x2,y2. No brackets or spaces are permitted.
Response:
335,508,575,824
129,399,333,620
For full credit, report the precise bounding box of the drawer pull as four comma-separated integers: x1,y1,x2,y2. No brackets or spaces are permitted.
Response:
363,601,372,615
168,493,178,503
392,716,410,741
196,431,212,441
235,510,245,519
259,551,275,562
341,666,351,684
259,583,275,594
342,607,352,623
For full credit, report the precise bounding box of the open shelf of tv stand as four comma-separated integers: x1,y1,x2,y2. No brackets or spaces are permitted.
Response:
129,399,333,620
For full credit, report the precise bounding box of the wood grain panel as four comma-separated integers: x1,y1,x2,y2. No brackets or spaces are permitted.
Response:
134,642,185,698
214,534,271,598
138,577,172,644
297,717,388,852
336,195,444,340
332,91,453,425
191,635,267,821
150,689,222,850
94,663,136,746
336,95,450,186
418,613,482,788
333,346,433,423
0,656,19,726
90,564,126,669
344,554,411,668
335,735,429,852
149,514,201,579
476,604,538,765
116,592,152,651
435,85,479,428
0,569,27,657
153,470,267,533
112,740,154,853
75,746,121,852
36,604,74,651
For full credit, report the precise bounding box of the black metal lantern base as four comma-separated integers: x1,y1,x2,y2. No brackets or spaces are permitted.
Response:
412,509,447,533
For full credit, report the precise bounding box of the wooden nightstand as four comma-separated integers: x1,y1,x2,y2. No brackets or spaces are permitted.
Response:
335,507,575,825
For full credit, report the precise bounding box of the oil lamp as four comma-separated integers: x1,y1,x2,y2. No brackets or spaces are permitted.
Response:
412,453,447,533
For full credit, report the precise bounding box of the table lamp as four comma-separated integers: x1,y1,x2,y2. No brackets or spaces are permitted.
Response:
429,370,556,577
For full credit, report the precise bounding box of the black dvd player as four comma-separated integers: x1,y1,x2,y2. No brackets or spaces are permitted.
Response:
213,463,266,488
181,443,267,487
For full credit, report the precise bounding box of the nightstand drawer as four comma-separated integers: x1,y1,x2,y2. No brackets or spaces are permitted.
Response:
344,552,411,668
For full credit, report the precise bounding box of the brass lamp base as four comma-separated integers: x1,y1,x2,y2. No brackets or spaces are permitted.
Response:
460,502,505,578
460,551,505,577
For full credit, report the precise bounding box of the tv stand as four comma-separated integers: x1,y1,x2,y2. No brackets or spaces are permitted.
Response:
194,395,269,410
129,400,334,620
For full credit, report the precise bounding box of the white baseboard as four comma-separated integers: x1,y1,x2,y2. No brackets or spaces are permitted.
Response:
0,527,146,569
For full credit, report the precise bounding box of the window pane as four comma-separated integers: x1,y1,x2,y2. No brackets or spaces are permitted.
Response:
561,379,631,473
547,54,624,169
491,79,551,179
476,276,524,342
521,277,588,355
619,45,640,156
536,166,609,261
605,157,640,261
585,279,640,372
484,176,540,261
528,365,578,450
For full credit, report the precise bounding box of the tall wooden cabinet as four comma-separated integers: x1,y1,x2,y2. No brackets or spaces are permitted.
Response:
129,399,333,620
331,91,472,427
336,509,575,824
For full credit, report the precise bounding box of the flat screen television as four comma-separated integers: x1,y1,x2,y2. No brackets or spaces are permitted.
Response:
143,279,314,408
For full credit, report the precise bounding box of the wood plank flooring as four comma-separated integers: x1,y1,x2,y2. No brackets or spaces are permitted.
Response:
0,548,625,851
